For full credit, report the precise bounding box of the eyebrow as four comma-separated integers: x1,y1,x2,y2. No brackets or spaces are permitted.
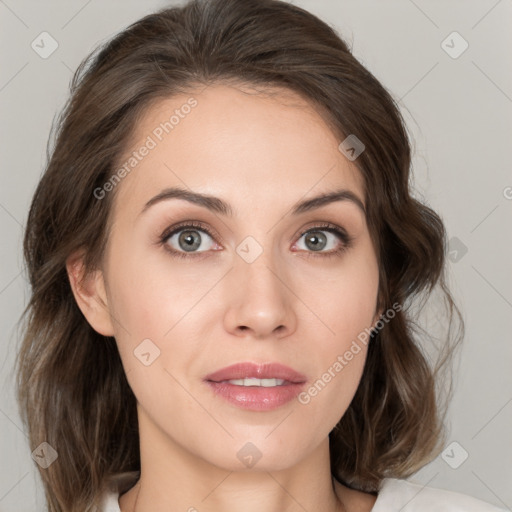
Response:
140,186,366,217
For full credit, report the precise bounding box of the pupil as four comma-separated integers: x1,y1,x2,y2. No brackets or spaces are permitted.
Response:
179,230,201,252
306,231,326,251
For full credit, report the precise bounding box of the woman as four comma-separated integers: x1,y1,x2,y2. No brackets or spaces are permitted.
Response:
16,0,506,511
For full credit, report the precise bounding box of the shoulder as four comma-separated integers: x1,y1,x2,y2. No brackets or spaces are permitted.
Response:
97,489,121,512
96,471,139,512
373,478,508,512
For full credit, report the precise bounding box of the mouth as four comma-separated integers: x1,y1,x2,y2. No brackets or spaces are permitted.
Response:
204,362,307,411
204,362,307,384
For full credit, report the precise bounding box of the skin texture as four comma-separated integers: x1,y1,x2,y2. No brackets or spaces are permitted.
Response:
67,83,382,512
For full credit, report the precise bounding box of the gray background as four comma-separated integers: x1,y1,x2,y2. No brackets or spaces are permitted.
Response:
1,0,511,510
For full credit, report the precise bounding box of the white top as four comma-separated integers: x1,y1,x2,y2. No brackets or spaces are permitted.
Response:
98,472,507,512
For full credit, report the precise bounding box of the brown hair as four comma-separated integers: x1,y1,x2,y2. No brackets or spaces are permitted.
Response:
16,0,463,510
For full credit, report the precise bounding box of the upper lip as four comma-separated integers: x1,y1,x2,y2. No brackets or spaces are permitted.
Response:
204,362,307,384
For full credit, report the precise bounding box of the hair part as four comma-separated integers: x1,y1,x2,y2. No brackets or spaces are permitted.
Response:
16,0,463,509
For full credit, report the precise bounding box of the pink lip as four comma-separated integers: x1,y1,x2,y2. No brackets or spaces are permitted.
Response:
204,362,307,412
204,362,307,384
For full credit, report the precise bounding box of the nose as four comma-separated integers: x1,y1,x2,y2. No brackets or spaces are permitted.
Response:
223,249,298,340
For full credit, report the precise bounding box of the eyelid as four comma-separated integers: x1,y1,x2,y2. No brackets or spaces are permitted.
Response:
159,220,223,246
293,221,351,244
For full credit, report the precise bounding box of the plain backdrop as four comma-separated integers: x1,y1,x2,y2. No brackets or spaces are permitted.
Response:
1,0,511,510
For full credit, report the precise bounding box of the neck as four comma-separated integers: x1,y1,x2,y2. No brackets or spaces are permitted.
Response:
129,476,344,512
123,407,346,512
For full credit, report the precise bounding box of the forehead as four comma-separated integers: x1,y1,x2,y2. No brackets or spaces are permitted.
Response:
112,83,365,217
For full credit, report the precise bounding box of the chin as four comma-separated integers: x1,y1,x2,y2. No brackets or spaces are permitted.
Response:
193,430,313,473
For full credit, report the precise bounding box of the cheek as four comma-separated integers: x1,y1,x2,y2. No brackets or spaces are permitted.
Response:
300,240,379,341
298,245,378,399
106,240,211,336
297,302,372,435
287,246,378,423
300,348,368,431
104,243,226,388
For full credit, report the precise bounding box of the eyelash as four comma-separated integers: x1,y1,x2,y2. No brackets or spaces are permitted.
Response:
158,220,354,260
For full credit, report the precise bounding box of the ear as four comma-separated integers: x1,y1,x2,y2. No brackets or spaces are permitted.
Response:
66,250,115,337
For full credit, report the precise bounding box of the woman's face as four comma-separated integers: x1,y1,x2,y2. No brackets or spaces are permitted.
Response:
91,83,381,471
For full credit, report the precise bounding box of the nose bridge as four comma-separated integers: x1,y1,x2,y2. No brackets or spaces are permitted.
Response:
236,232,285,302
238,238,280,292
223,232,296,337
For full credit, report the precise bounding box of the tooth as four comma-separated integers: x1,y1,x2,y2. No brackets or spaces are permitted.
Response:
244,378,263,386
259,378,278,387
226,378,286,387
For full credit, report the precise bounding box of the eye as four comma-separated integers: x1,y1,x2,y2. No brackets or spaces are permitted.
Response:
292,223,353,258
158,221,353,260
159,221,220,260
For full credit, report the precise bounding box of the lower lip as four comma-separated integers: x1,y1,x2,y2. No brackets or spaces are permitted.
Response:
205,381,305,411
